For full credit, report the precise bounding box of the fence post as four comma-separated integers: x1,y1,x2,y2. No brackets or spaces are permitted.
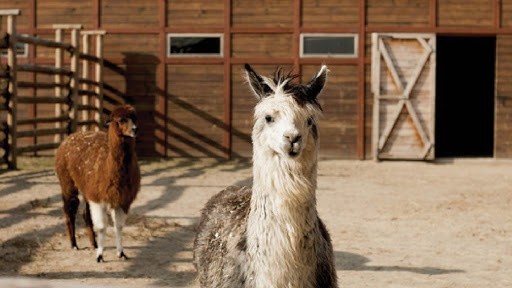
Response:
81,32,90,131
69,27,80,133
94,31,106,131
54,27,64,142
5,10,21,169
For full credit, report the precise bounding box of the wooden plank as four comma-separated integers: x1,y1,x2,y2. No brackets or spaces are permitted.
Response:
378,38,404,93
404,100,431,148
15,34,72,50
428,36,436,159
54,28,64,143
18,115,69,125
437,0,493,27
371,33,381,160
16,142,60,153
18,96,69,104
223,0,232,158
81,34,90,132
69,27,80,133
402,40,432,99
17,127,68,138
17,81,69,89
358,0,366,159
17,64,73,76
7,14,18,169
0,9,20,16
378,100,405,150
94,33,105,130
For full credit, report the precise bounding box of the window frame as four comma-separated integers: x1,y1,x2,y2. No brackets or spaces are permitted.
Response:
0,34,29,58
167,33,224,58
300,33,358,58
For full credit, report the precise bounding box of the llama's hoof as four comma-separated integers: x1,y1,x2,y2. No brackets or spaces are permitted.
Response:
118,251,129,260
97,255,104,263
72,245,79,250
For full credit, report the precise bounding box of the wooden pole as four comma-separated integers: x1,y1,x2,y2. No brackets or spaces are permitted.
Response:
223,0,232,158
54,28,64,142
69,27,80,134
81,33,90,131
93,31,105,131
6,11,20,169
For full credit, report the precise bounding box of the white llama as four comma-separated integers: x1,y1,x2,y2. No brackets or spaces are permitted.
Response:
193,64,338,288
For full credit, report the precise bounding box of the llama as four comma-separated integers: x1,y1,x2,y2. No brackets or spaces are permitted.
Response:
193,64,338,287
55,104,141,263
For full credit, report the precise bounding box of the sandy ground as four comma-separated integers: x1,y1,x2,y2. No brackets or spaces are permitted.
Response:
0,157,511,288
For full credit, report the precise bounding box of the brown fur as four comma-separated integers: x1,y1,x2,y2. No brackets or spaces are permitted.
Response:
55,105,140,249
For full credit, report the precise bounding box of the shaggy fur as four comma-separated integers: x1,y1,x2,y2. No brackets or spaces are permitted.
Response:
55,105,140,262
194,64,338,287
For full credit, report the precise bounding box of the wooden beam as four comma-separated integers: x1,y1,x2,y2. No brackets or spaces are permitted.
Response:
0,9,20,16
69,28,80,133
29,0,37,155
358,0,366,160
494,0,501,29
54,28,64,143
94,32,105,131
94,0,101,29
293,0,301,77
15,34,73,50
429,0,436,28
157,0,167,156
379,39,404,93
18,116,69,125
7,14,18,169
223,0,232,159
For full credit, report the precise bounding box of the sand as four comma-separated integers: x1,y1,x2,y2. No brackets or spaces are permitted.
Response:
0,157,511,287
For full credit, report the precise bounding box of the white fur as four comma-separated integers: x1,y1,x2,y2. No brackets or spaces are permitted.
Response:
89,201,107,258
111,207,127,257
245,89,322,288
89,202,128,259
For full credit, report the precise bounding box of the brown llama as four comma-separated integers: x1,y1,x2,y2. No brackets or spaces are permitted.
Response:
193,64,338,287
55,104,140,263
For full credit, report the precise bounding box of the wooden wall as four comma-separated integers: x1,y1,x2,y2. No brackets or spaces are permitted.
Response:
4,0,512,159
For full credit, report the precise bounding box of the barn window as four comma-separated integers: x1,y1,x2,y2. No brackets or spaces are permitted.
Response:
0,35,28,58
167,34,223,57
300,34,358,58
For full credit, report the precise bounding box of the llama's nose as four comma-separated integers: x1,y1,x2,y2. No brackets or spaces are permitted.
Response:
285,134,302,144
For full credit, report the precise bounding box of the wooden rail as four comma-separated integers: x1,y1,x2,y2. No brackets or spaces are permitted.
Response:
0,10,106,169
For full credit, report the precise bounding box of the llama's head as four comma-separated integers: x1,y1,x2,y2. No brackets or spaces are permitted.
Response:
245,64,327,160
107,105,138,138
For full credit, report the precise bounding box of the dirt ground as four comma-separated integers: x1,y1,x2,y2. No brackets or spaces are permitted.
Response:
0,157,511,288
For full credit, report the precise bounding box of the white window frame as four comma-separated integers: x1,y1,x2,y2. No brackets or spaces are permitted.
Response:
1,34,29,58
300,33,358,58
167,33,224,58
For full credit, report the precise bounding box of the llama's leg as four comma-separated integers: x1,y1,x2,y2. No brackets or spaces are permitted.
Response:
83,202,97,248
89,201,108,263
62,188,80,250
111,207,128,260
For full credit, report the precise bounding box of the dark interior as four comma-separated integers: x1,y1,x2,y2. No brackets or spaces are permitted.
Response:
435,36,496,157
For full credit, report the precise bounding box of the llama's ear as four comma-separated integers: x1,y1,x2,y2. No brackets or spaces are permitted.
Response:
306,65,328,100
244,64,273,100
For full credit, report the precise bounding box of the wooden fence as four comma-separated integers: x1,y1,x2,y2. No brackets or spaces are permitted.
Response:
0,9,108,169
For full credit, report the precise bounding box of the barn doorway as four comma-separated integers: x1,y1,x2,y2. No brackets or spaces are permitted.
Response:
435,36,496,157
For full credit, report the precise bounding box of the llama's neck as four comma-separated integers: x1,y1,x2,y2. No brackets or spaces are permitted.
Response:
107,133,136,174
247,148,319,287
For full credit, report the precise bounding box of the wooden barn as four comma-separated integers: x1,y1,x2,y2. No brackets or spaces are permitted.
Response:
1,0,512,164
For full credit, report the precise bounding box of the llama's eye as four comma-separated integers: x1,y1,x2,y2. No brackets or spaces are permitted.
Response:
119,118,128,124
265,115,273,123
307,117,313,126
